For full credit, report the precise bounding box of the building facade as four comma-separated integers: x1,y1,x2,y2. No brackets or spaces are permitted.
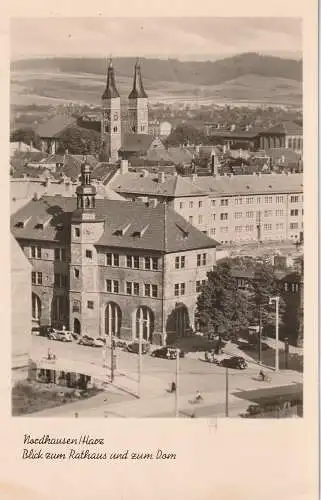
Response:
11,162,217,345
107,170,304,245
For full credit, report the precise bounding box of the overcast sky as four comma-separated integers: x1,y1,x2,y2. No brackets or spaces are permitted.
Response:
11,17,302,60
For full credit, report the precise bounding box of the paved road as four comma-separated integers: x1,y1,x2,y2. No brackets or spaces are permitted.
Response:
30,336,303,418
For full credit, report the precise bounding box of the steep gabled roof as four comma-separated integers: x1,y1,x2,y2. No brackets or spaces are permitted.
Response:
11,196,218,253
36,115,77,139
128,60,148,99
120,133,155,153
262,121,303,136
102,60,120,99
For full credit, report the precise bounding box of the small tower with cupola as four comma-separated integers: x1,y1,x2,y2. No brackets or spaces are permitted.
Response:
70,158,105,338
101,59,121,162
128,59,148,134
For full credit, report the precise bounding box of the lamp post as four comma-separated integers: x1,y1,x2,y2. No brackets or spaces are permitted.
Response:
138,323,143,399
269,296,280,372
175,349,180,418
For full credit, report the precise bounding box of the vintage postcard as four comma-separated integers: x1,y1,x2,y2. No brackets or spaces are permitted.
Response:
0,2,319,500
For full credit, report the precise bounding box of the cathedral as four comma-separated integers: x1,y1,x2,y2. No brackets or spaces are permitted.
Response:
101,59,150,162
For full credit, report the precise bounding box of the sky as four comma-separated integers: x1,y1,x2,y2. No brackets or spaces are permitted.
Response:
10,17,302,61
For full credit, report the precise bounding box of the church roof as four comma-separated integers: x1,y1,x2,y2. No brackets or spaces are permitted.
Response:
11,196,218,253
128,60,148,99
120,133,155,153
102,61,120,99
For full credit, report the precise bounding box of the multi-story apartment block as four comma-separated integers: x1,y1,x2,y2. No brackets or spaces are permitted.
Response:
108,170,303,245
11,162,217,344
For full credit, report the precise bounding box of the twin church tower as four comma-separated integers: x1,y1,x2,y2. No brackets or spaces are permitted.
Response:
101,59,149,162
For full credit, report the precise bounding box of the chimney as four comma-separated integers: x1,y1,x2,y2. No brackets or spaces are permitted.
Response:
120,159,128,175
158,171,165,183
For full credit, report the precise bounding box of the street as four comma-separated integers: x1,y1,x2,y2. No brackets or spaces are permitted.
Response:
30,336,303,418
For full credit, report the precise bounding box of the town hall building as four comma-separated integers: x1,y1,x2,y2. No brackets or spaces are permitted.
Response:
11,160,218,345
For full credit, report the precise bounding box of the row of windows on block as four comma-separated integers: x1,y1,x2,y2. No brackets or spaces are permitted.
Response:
175,253,207,269
106,280,159,298
105,253,159,270
30,247,67,260
228,209,303,220
179,195,303,210
212,222,303,235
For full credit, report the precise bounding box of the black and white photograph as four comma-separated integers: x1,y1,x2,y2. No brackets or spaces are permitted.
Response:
10,17,304,419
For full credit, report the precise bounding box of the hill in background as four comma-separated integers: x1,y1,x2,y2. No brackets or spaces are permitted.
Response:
11,52,302,86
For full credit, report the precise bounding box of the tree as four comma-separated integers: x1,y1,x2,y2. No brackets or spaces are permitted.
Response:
57,126,100,155
10,127,41,149
196,261,248,341
165,124,207,147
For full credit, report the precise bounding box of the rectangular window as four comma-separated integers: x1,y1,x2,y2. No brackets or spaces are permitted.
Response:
290,195,299,203
106,253,119,266
198,200,203,208
86,249,92,259
75,227,80,237
246,197,254,204
264,210,273,217
126,282,132,295
264,196,273,204
189,201,194,209
197,254,201,266
87,301,94,309
246,211,254,218
257,197,261,204
133,282,139,295
220,213,228,220
202,253,206,265
152,285,158,298
152,257,158,270
290,223,299,229
174,283,180,296
31,271,36,285
31,246,41,259
106,279,112,292
144,257,151,270
179,202,184,209
235,226,242,232
276,196,284,203
144,284,151,296
245,225,253,232
196,280,202,293
175,256,180,269
211,199,216,207
220,199,228,206
189,216,193,224
54,248,66,261
234,212,242,219
235,198,242,205
220,226,228,233
276,209,284,217
180,283,185,295
74,268,80,278
264,224,272,231
290,209,299,216
126,255,139,269
276,223,284,230
198,215,203,224
210,228,216,235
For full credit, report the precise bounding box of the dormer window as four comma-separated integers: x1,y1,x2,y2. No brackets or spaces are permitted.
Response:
35,223,44,230
15,221,25,228
131,224,149,238
113,223,131,236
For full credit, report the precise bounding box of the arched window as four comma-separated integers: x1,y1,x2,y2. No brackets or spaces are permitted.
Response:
86,197,90,208
32,293,41,321
135,306,154,341
105,302,122,337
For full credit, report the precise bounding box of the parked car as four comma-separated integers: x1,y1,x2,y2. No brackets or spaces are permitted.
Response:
48,330,73,342
31,325,55,337
78,335,104,347
126,341,150,354
220,356,247,370
151,347,184,359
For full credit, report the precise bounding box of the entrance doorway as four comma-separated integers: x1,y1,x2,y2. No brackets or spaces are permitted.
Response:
73,318,81,335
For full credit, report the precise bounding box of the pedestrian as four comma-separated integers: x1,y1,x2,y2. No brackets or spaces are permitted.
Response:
171,381,176,393
195,390,203,402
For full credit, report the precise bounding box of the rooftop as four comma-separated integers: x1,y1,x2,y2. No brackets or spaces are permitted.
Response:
36,115,77,139
11,196,218,253
263,121,303,136
193,173,303,197
109,172,206,198
120,133,155,153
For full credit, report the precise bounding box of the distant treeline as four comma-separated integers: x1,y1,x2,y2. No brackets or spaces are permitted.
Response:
11,53,302,85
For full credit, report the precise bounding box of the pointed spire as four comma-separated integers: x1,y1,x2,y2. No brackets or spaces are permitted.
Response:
128,58,148,99
102,58,120,99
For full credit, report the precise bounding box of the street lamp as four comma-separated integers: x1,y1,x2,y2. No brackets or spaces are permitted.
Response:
269,296,280,372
